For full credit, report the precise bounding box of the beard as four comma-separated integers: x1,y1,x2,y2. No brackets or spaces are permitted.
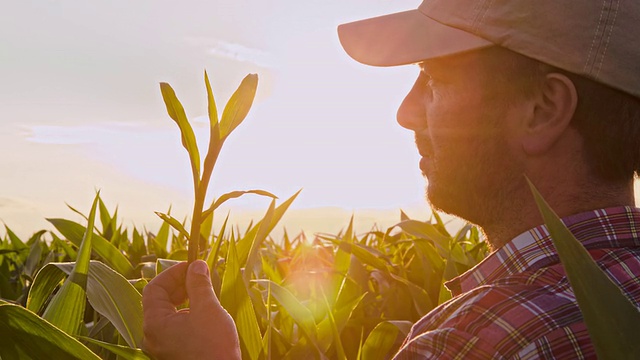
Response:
419,123,523,228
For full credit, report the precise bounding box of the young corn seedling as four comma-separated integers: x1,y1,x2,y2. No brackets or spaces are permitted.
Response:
158,71,275,263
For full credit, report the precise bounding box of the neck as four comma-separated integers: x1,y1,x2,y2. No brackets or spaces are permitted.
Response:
481,177,636,251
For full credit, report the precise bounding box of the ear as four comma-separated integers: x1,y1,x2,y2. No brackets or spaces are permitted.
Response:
521,73,578,155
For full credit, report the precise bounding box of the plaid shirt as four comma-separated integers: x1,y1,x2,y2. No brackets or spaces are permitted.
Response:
393,206,640,359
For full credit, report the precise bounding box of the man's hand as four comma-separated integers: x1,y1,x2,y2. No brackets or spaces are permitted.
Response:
142,260,241,360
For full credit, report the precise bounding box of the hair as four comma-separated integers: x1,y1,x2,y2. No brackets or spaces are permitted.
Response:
488,47,640,183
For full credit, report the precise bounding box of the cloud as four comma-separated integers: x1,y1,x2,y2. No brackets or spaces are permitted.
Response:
184,37,275,68
23,122,145,145
0,197,20,208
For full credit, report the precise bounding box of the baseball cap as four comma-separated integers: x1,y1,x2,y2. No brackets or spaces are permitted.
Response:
338,0,640,99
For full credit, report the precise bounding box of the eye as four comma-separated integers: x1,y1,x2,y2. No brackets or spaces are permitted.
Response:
419,72,434,89
425,74,433,87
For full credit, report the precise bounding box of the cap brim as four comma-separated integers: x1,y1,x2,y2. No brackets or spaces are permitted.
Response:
338,9,494,66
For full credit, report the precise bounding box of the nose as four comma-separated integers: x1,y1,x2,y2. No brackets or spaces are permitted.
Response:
397,73,428,131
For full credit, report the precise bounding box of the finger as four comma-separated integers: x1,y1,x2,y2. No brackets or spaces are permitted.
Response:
186,260,221,315
143,262,189,320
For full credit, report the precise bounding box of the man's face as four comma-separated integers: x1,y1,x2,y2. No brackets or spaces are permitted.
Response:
397,48,526,226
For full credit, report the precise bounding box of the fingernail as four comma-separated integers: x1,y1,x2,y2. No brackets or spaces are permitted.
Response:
191,261,209,276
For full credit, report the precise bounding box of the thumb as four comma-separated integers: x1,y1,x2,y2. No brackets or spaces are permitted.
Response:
186,260,221,313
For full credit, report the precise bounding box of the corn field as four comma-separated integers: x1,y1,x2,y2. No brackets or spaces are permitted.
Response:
1,71,638,359
0,190,489,359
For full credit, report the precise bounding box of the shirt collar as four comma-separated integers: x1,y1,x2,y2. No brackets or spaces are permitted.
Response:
445,206,640,296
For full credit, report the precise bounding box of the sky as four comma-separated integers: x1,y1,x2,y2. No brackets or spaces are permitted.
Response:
1,0,439,239
3,1,638,240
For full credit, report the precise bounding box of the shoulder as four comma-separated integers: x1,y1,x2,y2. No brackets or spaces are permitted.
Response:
395,246,640,359
400,269,585,358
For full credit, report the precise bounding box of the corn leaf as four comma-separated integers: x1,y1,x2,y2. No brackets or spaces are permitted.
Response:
154,212,190,240
0,301,101,359
24,236,45,279
206,214,229,272
527,178,640,359
320,289,346,360
237,189,301,265
262,282,273,360
219,74,258,139
98,197,112,238
28,260,143,348
330,239,391,274
42,193,99,335
201,70,222,187
4,225,27,252
254,280,318,344
80,337,149,360
394,220,450,254
26,263,67,314
202,189,277,221
204,70,219,127
389,272,434,315
47,218,135,277
361,321,412,360
317,293,366,352
53,261,143,348
220,238,262,360
159,82,201,181
244,199,276,282
154,208,171,255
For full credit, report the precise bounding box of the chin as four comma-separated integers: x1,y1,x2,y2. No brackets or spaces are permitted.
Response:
425,183,481,224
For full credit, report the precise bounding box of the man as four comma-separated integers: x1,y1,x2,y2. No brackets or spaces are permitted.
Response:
142,0,640,358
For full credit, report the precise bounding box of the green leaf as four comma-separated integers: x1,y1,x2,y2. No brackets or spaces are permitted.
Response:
220,238,262,360
0,301,101,359
207,212,229,269
154,212,190,240
98,196,112,238
201,71,223,191
26,263,67,314
361,321,412,360
237,189,301,265
47,218,135,277
254,280,318,344
202,189,277,221
527,178,640,359
317,292,366,353
24,236,45,279
244,199,276,282
204,70,219,127
42,192,100,335
156,259,181,274
80,337,150,360
319,289,346,360
54,261,144,348
389,272,434,315
159,82,201,184
219,74,258,139
262,282,272,360
29,260,143,347
51,232,77,260
394,220,451,254
331,240,391,274
153,207,171,256
4,225,27,252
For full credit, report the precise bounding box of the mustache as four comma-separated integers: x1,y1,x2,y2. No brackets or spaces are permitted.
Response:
414,134,433,157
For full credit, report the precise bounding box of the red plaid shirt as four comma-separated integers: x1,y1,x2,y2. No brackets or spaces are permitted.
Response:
393,206,640,359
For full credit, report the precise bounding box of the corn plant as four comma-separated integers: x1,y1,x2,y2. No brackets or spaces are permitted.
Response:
157,71,275,263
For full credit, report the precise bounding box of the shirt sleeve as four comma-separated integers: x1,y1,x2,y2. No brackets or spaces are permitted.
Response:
392,328,505,360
